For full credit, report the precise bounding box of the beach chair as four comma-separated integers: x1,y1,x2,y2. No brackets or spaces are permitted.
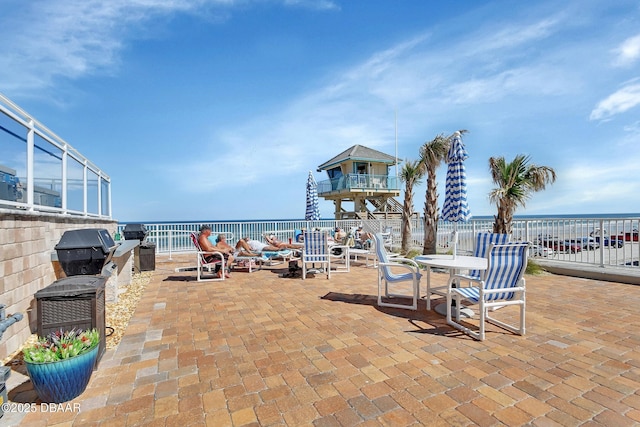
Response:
446,243,529,341
344,227,379,267
233,255,262,273
381,226,394,249
425,232,511,310
189,232,225,282
467,232,510,280
375,233,422,311
261,249,298,266
302,230,330,279
329,242,350,273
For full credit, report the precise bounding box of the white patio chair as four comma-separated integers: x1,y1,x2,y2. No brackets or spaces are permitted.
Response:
302,230,330,279
424,232,509,311
375,233,421,311
467,232,510,280
189,232,225,282
447,243,529,341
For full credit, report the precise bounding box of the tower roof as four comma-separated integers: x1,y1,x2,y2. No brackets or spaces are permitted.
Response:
317,145,397,171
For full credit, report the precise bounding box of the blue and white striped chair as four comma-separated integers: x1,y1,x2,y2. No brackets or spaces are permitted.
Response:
375,233,422,311
302,230,330,279
467,232,510,280
424,232,510,310
446,243,529,341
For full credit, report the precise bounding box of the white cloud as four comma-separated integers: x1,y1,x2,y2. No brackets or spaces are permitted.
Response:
590,81,640,121
613,34,640,67
283,0,339,10
0,0,336,96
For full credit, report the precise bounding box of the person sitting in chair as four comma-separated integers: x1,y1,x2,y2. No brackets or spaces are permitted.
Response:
198,226,234,278
355,226,373,249
333,227,346,244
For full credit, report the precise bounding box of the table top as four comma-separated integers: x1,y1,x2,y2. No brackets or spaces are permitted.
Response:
414,254,487,270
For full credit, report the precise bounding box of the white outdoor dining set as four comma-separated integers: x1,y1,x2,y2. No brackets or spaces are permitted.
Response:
374,232,530,341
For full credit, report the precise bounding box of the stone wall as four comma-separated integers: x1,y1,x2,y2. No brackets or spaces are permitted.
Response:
0,209,117,359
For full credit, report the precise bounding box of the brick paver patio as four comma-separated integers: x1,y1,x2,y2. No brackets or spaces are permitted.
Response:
15,254,640,426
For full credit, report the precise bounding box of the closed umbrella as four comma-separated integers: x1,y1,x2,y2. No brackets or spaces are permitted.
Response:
305,171,320,221
441,131,470,259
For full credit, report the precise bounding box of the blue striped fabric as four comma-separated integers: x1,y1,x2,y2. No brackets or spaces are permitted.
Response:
456,243,528,302
305,171,320,221
441,133,470,223
468,232,510,279
303,230,328,262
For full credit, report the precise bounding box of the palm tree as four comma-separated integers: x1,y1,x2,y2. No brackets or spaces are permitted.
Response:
418,134,448,254
418,131,467,254
489,154,557,234
399,159,424,253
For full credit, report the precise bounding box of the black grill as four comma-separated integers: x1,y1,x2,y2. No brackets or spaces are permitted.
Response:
54,228,117,276
123,223,148,242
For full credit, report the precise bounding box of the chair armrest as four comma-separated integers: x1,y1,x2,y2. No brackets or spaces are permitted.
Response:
383,257,420,268
197,250,226,263
379,261,420,274
198,250,224,256
448,273,482,290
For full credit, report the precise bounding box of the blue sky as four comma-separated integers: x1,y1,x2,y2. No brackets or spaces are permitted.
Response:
1,0,639,222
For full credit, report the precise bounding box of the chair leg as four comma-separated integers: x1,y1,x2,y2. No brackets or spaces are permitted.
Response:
425,268,432,311
478,300,486,341
446,292,482,340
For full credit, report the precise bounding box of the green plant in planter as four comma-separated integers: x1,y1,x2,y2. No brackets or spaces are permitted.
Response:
22,328,100,403
23,328,99,363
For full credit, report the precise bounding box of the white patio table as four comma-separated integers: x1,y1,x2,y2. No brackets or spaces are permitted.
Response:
415,255,488,318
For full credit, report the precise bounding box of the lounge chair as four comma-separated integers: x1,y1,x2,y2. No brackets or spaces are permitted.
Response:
189,232,225,282
374,233,422,311
233,254,263,273
447,243,529,341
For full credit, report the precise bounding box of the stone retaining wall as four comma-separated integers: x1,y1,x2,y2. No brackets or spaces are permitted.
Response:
0,209,117,359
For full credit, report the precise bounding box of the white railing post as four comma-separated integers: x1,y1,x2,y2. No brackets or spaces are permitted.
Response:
26,119,35,210
61,148,68,213
599,218,605,268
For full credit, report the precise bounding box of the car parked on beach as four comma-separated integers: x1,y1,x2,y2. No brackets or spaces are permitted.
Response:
571,237,599,250
595,236,624,248
559,240,582,253
614,229,639,242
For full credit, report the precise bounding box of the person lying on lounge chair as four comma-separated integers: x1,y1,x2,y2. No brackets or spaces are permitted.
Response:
198,226,234,278
264,234,304,249
236,237,281,253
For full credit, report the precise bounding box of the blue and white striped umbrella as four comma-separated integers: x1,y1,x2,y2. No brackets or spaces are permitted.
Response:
441,131,470,258
305,171,320,221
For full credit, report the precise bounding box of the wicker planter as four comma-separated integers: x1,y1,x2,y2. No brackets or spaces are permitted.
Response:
25,344,98,403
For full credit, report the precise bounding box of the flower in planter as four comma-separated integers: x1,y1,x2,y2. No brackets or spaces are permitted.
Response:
23,328,99,363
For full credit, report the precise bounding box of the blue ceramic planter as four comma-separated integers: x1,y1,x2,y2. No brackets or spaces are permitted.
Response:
25,344,98,403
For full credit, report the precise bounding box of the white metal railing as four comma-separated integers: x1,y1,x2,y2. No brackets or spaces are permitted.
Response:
117,216,639,269
317,173,401,195
0,92,111,218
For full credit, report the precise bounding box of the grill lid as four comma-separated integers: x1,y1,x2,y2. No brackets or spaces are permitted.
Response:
54,229,116,254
